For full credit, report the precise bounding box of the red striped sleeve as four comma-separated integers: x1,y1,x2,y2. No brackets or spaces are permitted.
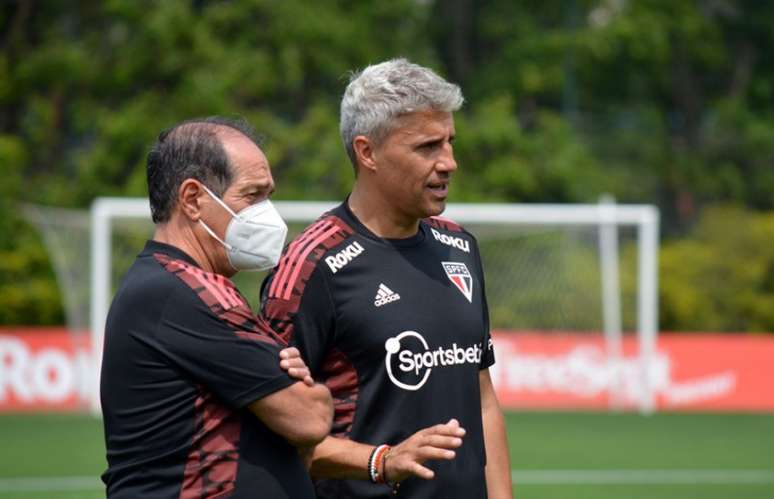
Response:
269,218,333,298
154,253,284,346
319,349,359,437
179,390,240,499
262,215,353,343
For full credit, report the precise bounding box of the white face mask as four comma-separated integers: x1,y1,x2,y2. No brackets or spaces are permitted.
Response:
198,185,288,272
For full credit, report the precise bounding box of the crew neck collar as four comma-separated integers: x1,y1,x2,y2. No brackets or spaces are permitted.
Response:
142,239,201,268
339,197,426,248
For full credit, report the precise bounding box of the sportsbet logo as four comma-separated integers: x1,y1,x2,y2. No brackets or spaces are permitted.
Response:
384,330,482,391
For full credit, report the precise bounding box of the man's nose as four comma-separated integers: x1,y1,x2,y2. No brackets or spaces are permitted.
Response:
436,143,458,172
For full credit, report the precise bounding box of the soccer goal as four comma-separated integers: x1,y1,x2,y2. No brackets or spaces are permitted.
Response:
88,197,659,415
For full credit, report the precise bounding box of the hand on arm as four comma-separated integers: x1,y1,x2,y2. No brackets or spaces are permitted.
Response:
248,348,333,448
480,369,513,499
279,346,314,386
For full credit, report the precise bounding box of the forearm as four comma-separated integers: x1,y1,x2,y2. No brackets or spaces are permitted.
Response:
480,369,513,499
309,418,467,485
249,382,333,448
306,382,335,433
311,382,334,410
483,402,513,498
309,435,373,479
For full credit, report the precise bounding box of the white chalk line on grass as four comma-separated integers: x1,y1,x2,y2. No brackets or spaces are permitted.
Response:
511,469,774,485
2,470,774,492
0,476,101,492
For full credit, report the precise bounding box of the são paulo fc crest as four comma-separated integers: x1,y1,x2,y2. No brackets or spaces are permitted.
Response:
441,261,473,303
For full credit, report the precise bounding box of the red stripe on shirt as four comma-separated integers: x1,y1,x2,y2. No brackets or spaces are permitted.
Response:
426,215,464,233
179,390,240,499
190,266,232,310
213,273,243,309
163,259,231,312
270,219,333,298
319,349,359,437
282,225,341,300
154,253,281,346
262,216,353,343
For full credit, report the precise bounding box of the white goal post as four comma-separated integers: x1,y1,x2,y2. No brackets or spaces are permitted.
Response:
90,198,659,414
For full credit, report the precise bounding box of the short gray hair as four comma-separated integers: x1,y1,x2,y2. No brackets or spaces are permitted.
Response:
340,58,464,166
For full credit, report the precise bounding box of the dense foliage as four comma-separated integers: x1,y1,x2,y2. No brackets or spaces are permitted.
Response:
3,0,774,331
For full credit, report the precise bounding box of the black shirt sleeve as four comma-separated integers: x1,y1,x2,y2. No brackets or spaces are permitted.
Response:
262,265,336,375
143,283,295,409
473,235,496,370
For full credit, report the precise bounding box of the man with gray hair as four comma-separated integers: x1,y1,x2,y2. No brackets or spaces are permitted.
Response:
261,59,513,498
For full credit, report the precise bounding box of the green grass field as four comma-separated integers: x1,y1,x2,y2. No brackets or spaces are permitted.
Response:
1,412,773,498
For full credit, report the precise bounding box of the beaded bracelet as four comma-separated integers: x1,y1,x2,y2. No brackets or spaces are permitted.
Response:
374,445,390,483
368,444,390,484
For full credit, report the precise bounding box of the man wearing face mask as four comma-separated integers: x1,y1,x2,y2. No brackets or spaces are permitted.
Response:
100,117,333,499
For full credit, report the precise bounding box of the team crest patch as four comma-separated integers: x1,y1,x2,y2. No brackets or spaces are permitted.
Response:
441,261,473,303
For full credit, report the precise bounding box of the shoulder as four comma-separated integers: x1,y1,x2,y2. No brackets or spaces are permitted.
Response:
424,215,466,233
107,253,196,338
153,252,245,311
112,253,181,308
156,252,285,345
266,212,357,300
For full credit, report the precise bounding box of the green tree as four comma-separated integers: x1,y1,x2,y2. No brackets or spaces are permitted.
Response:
660,205,774,332
4,0,774,331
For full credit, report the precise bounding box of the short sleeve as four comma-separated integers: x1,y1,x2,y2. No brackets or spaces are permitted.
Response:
479,290,496,369
473,234,495,370
481,331,495,369
261,264,336,375
143,286,295,409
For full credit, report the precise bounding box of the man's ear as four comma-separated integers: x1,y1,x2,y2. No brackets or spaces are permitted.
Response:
353,136,378,173
178,179,205,222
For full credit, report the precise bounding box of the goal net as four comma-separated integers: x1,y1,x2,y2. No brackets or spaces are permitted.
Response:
32,199,660,414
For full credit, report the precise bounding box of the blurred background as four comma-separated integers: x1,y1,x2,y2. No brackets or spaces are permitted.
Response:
2,1,773,498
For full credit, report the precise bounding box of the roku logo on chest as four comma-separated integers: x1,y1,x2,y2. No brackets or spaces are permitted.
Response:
430,228,470,253
326,241,365,274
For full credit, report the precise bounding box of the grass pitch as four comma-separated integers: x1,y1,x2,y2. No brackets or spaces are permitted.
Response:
1,412,772,498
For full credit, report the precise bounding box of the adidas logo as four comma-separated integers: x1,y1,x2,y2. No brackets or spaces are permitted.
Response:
374,283,401,307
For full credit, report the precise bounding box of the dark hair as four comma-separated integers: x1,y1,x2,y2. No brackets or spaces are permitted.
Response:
146,116,261,224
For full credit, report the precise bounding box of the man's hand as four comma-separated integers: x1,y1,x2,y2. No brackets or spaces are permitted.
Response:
279,347,314,386
383,418,466,482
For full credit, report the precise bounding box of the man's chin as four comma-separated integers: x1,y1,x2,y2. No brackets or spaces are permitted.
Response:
422,200,447,219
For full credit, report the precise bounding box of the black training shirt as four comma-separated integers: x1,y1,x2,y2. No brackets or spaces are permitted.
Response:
261,201,495,499
101,240,314,499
